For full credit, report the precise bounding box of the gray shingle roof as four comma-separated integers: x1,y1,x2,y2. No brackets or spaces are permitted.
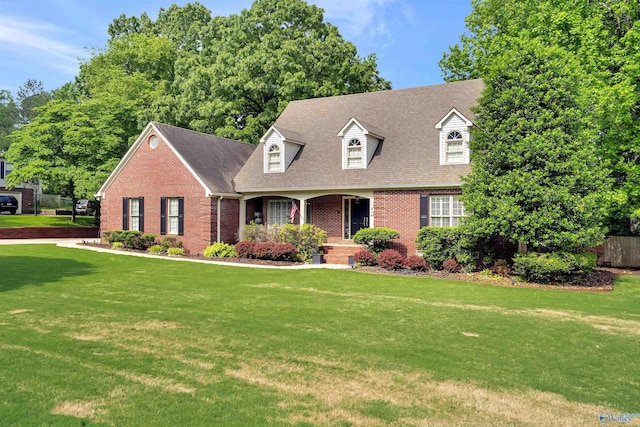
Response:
153,122,256,195
234,79,484,193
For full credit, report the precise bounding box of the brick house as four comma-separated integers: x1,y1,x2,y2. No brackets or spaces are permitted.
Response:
99,80,482,261
0,153,38,214
96,122,255,254
234,79,483,261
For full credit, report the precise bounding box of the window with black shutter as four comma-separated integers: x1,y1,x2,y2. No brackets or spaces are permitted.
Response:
420,194,429,228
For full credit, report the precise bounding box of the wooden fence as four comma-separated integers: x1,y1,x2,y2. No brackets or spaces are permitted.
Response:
602,236,640,268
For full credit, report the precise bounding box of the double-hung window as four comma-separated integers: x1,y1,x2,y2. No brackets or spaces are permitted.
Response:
430,195,464,227
446,131,464,163
347,138,363,168
267,145,281,172
123,197,144,231
160,197,184,235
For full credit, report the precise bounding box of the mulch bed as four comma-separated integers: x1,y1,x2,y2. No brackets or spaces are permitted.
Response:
81,242,629,291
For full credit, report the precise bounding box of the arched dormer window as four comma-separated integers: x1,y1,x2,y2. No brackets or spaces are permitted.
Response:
267,144,281,172
347,138,363,167
446,131,464,163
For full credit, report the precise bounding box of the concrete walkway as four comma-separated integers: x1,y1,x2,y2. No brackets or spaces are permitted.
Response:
1,238,351,270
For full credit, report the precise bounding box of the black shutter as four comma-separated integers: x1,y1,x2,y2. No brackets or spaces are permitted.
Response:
122,197,129,230
138,197,144,232
178,197,184,236
419,194,429,228
0,161,4,179
160,197,167,235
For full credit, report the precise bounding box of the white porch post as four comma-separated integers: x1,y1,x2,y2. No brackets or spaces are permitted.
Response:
239,197,247,240
299,197,307,224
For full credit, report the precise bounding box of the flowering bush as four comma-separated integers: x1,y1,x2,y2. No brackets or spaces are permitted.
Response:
405,255,428,271
378,249,406,270
353,249,377,266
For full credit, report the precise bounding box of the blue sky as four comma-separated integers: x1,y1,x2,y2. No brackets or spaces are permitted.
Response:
0,0,472,96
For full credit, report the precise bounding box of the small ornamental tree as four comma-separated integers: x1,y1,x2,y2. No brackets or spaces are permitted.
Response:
462,39,611,251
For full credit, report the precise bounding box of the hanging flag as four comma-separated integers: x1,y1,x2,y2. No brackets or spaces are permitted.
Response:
290,200,300,223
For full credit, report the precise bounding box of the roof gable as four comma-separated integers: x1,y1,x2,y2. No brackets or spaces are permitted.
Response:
337,118,384,140
435,107,474,129
97,122,255,198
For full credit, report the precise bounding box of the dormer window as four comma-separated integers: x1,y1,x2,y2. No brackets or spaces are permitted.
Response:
446,131,464,163
347,139,363,167
435,108,473,165
267,144,281,172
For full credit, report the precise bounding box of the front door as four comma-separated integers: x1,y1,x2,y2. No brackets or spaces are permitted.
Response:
344,198,370,239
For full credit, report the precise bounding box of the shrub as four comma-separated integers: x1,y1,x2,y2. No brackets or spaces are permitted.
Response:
378,249,406,270
251,242,298,261
203,242,237,258
160,236,182,250
111,242,123,250
235,241,256,258
491,259,511,276
415,226,479,271
103,230,157,250
148,245,164,255
167,247,185,256
353,249,377,266
405,255,428,271
512,251,596,283
244,222,275,242
442,258,461,273
276,223,327,261
353,227,400,254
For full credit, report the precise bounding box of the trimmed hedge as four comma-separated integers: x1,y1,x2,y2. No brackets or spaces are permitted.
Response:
353,227,400,254
405,255,428,271
235,241,298,262
103,230,157,250
512,251,597,283
415,226,479,271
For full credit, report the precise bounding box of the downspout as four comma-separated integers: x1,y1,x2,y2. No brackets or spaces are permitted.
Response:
217,196,224,243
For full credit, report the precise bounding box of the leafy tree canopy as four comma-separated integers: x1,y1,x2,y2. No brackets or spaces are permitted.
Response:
0,90,19,152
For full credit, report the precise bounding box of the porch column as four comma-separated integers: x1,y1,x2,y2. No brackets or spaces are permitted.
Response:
238,197,247,240
299,197,307,224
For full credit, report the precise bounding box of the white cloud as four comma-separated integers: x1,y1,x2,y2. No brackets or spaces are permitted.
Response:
0,15,86,76
313,0,414,39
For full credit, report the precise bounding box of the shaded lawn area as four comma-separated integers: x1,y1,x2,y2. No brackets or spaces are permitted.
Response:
0,215,95,228
0,245,638,426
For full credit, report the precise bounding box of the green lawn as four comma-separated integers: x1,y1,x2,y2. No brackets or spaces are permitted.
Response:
0,214,95,228
1,245,638,426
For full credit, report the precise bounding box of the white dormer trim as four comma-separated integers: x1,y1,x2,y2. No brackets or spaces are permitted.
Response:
338,118,383,170
435,108,473,165
261,126,303,173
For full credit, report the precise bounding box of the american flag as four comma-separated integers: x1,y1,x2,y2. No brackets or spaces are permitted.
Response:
290,200,300,223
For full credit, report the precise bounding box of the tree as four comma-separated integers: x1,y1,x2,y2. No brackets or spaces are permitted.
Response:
6,99,133,221
16,79,52,124
461,40,610,250
441,0,640,234
0,90,19,151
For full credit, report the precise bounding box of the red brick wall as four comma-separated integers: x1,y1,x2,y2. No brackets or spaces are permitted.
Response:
101,131,217,255
310,195,343,241
0,227,98,239
374,189,462,255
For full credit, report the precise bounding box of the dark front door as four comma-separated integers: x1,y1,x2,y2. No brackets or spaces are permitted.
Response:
345,198,369,239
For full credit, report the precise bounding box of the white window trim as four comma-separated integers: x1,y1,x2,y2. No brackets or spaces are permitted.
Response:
346,138,363,168
129,198,141,231
446,131,465,163
168,197,180,235
430,195,465,227
267,144,282,173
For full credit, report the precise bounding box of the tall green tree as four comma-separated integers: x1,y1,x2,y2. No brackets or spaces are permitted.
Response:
6,99,133,220
441,0,640,234
16,79,52,124
461,40,610,250
0,90,19,151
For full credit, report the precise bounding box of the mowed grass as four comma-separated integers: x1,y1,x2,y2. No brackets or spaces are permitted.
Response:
1,245,638,426
0,214,95,228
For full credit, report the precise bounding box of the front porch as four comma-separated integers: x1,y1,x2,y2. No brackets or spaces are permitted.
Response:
240,192,373,263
